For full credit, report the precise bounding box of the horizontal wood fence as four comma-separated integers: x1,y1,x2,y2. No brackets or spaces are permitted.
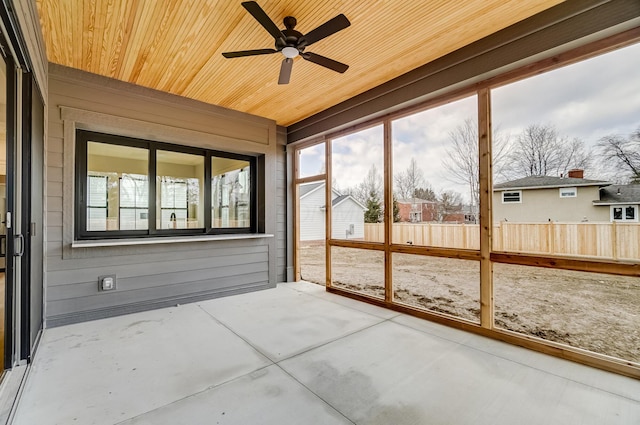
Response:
363,222,640,261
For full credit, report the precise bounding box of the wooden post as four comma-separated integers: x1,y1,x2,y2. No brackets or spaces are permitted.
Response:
384,120,393,302
478,89,493,329
548,221,555,255
325,138,332,288
293,182,300,281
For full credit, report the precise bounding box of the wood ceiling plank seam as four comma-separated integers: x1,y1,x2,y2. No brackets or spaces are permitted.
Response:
145,0,195,89
356,4,475,79
128,1,180,85
60,0,73,65
46,1,64,64
71,0,82,68
156,0,217,92
168,2,241,94
36,0,58,63
182,5,272,100
96,0,119,76
118,0,159,81
112,0,141,80
102,0,128,78
136,0,191,88
214,56,282,106
175,17,241,95
132,0,184,87
81,0,97,72
88,0,108,75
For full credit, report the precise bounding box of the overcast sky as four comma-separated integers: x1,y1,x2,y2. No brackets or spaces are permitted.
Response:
299,41,640,203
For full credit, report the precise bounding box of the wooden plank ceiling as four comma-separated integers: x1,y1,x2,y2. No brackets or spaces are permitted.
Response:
36,0,564,127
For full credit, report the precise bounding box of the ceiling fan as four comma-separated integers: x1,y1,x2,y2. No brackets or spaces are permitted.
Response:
222,1,350,84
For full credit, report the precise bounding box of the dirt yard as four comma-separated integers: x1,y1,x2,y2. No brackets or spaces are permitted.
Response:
299,243,640,363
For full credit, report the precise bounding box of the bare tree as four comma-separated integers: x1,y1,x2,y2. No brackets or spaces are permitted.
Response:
596,127,640,183
394,157,425,200
437,190,463,222
441,118,510,214
508,124,592,178
346,164,382,205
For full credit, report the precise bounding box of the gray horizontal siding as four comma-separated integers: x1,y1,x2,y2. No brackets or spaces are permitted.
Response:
276,127,288,282
45,65,279,326
48,270,268,316
47,273,270,327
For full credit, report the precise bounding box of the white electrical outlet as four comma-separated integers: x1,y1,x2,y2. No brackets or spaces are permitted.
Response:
99,275,117,291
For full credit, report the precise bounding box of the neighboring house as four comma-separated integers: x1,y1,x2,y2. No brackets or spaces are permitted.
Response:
397,198,438,222
493,170,611,222
298,182,366,241
593,184,640,222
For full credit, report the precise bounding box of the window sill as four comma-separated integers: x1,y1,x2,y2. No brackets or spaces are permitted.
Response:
71,233,274,248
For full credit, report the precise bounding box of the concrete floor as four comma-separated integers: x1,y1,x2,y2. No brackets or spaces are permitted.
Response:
12,281,640,425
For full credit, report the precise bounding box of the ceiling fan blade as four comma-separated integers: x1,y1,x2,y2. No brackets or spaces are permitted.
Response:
222,49,277,58
242,1,285,41
298,14,350,48
302,52,348,73
278,58,293,85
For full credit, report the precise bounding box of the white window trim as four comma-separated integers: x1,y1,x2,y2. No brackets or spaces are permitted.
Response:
559,187,577,198
502,190,522,204
610,205,638,222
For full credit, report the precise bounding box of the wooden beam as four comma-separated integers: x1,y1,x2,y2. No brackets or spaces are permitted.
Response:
293,182,300,282
325,138,332,288
478,88,494,329
384,120,393,302
491,252,640,277
390,244,481,261
328,239,385,251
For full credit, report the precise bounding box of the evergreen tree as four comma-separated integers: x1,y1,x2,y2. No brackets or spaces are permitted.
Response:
364,189,382,223
392,196,400,222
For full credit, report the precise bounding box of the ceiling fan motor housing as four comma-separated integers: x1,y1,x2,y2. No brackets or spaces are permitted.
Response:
276,17,304,54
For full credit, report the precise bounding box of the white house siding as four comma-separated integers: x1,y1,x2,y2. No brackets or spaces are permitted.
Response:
299,186,327,241
46,65,279,326
332,199,365,239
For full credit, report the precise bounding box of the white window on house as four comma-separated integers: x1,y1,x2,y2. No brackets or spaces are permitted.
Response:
611,205,638,222
559,187,577,198
502,191,521,203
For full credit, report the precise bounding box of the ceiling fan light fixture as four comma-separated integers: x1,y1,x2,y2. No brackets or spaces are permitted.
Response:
282,46,299,58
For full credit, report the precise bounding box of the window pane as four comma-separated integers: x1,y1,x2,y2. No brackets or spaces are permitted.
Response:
392,95,479,248
331,125,383,242
157,151,204,229
212,157,251,228
297,143,325,179
491,42,640,261
298,181,326,285
393,254,480,323
613,208,622,220
331,246,384,299
119,175,148,230
87,142,148,231
625,206,635,220
494,263,640,364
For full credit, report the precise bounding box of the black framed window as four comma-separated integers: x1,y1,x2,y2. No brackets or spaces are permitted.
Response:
75,130,257,239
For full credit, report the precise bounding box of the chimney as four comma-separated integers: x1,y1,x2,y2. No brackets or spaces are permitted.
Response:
567,169,584,178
